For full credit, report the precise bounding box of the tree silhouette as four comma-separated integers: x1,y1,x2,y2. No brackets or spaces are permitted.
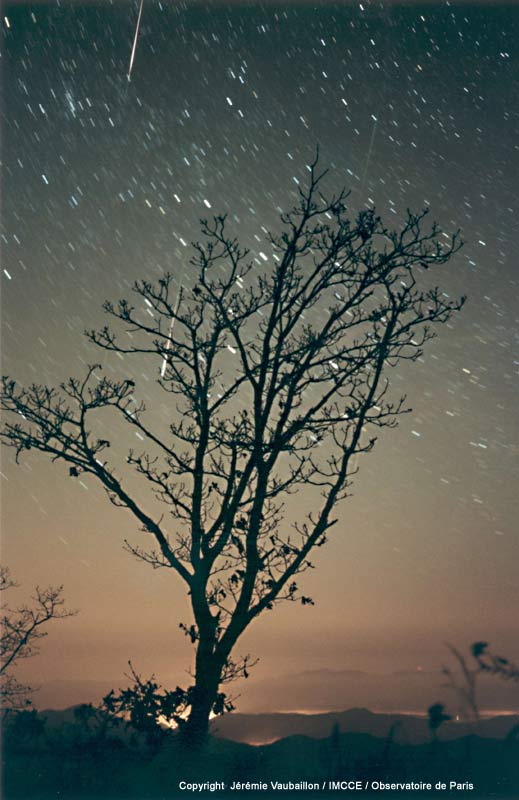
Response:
0,566,74,710
1,157,464,745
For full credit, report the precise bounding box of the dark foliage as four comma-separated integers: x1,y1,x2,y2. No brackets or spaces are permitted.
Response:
2,709,518,799
100,661,235,749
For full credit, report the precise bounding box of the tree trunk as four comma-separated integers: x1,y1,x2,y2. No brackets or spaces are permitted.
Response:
182,585,226,749
181,630,221,750
181,679,218,750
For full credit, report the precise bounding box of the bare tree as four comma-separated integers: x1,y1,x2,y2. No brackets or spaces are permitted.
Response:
0,566,74,710
1,158,464,745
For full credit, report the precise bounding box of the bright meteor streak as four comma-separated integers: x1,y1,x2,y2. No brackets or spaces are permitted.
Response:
127,0,144,82
361,117,378,192
160,285,183,378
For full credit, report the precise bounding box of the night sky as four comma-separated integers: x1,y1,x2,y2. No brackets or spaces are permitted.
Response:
2,0,518,713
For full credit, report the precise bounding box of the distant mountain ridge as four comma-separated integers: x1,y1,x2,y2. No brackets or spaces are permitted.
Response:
33,666,519,715
209,707,519,746
37,704,518,747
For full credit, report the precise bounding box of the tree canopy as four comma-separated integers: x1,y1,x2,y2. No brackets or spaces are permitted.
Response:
1,158,464,743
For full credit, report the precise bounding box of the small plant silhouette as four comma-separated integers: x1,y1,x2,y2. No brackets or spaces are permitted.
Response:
428,702,452,740
442,641,519,722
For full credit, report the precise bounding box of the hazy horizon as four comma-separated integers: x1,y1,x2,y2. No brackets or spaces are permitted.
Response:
27,662,519,718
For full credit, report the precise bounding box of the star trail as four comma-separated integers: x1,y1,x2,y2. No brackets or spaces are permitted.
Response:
2,0,518,709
